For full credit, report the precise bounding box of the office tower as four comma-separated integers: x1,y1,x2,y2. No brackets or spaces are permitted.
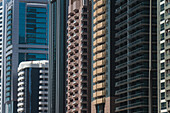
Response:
91,0,115,113
114,0,157,113
0,0,4,112
17,60,48,113
48,0,68,113
158,0,170,112
4,0,48,112
66,0,91,113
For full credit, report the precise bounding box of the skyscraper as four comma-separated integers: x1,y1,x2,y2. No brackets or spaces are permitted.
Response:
17,60,48,113
3,0,48,112
66,0,91,112
114,0,157,113
91,0,115,112
157,0,170,112
0,0,4,112
48,0,68,113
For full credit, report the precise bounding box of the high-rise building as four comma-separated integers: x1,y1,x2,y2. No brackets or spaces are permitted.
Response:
17,60,48,113
157,0,170,112
3,0,48,112
66,0,91,112
114,0,157,113
0,0,4,112
91,0,115,113
48,0,68,113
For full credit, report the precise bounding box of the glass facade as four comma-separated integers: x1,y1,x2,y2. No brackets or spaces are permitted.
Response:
4,1,48,113
114,0,157,113
6,9,12,47
48,0,68,113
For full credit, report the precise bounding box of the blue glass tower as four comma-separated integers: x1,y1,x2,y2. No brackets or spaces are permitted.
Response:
3,0,48,112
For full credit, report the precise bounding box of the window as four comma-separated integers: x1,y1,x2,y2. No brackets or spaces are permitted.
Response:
161,92,165,100
161,43,164,50
161,23,164,31
161,82,165,90
161,33,164,40
161,73,165,80
161,102,166,110
161,4,164,11
161,14,164,21
161,63,164,70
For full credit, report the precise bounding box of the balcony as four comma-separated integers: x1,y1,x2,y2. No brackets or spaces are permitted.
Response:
17,102,24,107
128,47,147,56
128,83,148,91
115,70,127,78
115,28,127,37
115,11,127,21
128,56,146,65
18,82,24,87
115,62,127,70
128,92,147,99
93,22,106,32
17,97,24,102
115,87,127,95
93,36,106,46
129,21,147,30
115,104,127,111
93,90,106,98
129,2,149,14
115,0,126,5
115,79,127,86
93,29,106,39
128,65,145,73
93,51,106,61
115,96,127,103
18,71,24,76
128,39,146,48
128,74,147,81
17,108,24,113
128,11,148,22
115,54,127,62
93,6,106,17
115,20,127,29
93,82,106,90
115,45,127,53
93,59,106,68
39,107,48,110
17,92,24,97
93,44,106,53
93,74,106,83
128,29,145,39
18,87,24,92
39,91,48,94
93,66,106,76
94,0,106,10
115,102,147,112
93,97,105,105
128,102,148,108
115,3,127,13
115,37,127,45
18,76,24,81
93,14,106,24
129,0,138,4
39,96,48,100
